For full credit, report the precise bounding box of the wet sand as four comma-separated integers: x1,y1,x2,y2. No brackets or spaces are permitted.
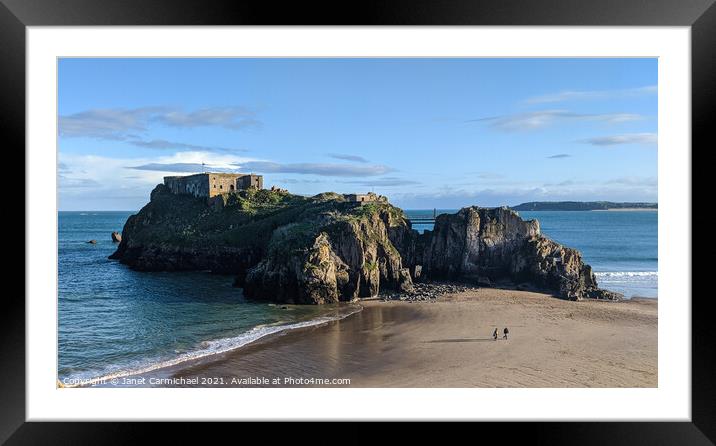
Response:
167,289,657,388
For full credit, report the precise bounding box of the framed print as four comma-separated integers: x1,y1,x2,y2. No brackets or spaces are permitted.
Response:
3,0,714,442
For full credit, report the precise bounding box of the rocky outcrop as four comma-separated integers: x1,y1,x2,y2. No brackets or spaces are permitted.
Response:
243,205,414,304
109,184,295,274
110,185,621,303
510,236,622,300
422,206,540,281
109,185,413,300
111,231,122,243
421,206,621,300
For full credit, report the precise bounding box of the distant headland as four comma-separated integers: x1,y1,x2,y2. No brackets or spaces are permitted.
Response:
511,201,658,211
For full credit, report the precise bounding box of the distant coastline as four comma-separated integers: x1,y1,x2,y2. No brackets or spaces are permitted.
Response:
591,208,658,212
511,201,658,212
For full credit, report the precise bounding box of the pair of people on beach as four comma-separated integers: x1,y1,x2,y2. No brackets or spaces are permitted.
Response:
493,327,509,340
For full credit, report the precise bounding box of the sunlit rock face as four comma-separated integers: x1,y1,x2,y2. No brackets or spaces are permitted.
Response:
111,187,621,304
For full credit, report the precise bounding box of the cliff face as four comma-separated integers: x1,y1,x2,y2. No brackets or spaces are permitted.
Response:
422,207,620,300
511,236,615,300
111,186,621,303
110,186,414,304
110,184,319,275
243,204,414,304
422,207,540,280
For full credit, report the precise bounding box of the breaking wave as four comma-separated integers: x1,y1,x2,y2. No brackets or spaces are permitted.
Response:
594,271,658,298
595,271,658,279
61,305,362,388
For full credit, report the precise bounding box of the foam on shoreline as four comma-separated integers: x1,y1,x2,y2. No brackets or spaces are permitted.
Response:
594,271,658,298
595,271,658,278
60,305,363,388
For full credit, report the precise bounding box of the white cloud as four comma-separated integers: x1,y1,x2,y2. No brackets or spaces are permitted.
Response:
59,151,257,203
233,161,394,177
127,163,237,173
341,177,420,187
59,106,261,141
327,153,369,163
155,107,260,130
469,110,644,132
610,176,658,186
579,133,657,146
275,178,325,185
59,107,158,139
130,139,248,153
391,176,657,209
525,85,657,104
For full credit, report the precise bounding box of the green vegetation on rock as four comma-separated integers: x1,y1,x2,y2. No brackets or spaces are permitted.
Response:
111,184,621,304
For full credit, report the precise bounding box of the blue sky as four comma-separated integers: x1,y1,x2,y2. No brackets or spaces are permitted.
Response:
58,58,657,211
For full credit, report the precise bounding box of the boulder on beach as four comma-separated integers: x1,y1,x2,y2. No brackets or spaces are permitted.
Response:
111,231,122,243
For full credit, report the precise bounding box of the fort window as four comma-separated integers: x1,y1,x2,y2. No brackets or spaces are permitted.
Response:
219,185,223,189
230,185,235,191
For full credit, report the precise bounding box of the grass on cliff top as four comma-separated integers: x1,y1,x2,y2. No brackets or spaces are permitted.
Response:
219,188,307,215
262,200,407,258
131,187,409,254
137,187,347,249
346,202,406,226
266,220,321,257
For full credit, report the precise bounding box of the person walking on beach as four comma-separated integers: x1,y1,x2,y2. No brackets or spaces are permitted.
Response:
503,327,509,340
493,328,498,340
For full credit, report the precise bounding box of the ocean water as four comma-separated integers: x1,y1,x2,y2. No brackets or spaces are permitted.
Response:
58,211,360,384
58,209,656,384
405,209,658,299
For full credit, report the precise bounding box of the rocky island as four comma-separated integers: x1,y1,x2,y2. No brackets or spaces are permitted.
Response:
110,180,622,304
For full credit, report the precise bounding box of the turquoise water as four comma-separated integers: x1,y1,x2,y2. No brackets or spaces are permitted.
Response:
405,209,658,299
58,211,358,384
58,209,657,383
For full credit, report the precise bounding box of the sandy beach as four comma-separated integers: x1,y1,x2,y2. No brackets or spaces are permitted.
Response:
164,289,657,388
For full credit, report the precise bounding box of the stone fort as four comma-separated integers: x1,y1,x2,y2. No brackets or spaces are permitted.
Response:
164,172,264,198
343,192,386,205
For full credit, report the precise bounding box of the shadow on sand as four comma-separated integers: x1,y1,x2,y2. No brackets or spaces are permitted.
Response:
426,338,501,343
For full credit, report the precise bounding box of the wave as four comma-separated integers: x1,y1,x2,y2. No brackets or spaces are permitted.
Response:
595,271,658,279
61,305,363,388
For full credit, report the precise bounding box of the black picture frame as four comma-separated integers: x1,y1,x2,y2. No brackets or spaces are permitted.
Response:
3,0,712,442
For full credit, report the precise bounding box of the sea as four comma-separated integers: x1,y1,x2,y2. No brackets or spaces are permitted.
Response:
58,209,657,384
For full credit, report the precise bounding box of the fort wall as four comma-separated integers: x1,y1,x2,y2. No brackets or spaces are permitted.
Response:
164,174,209,198
164,172,264,198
